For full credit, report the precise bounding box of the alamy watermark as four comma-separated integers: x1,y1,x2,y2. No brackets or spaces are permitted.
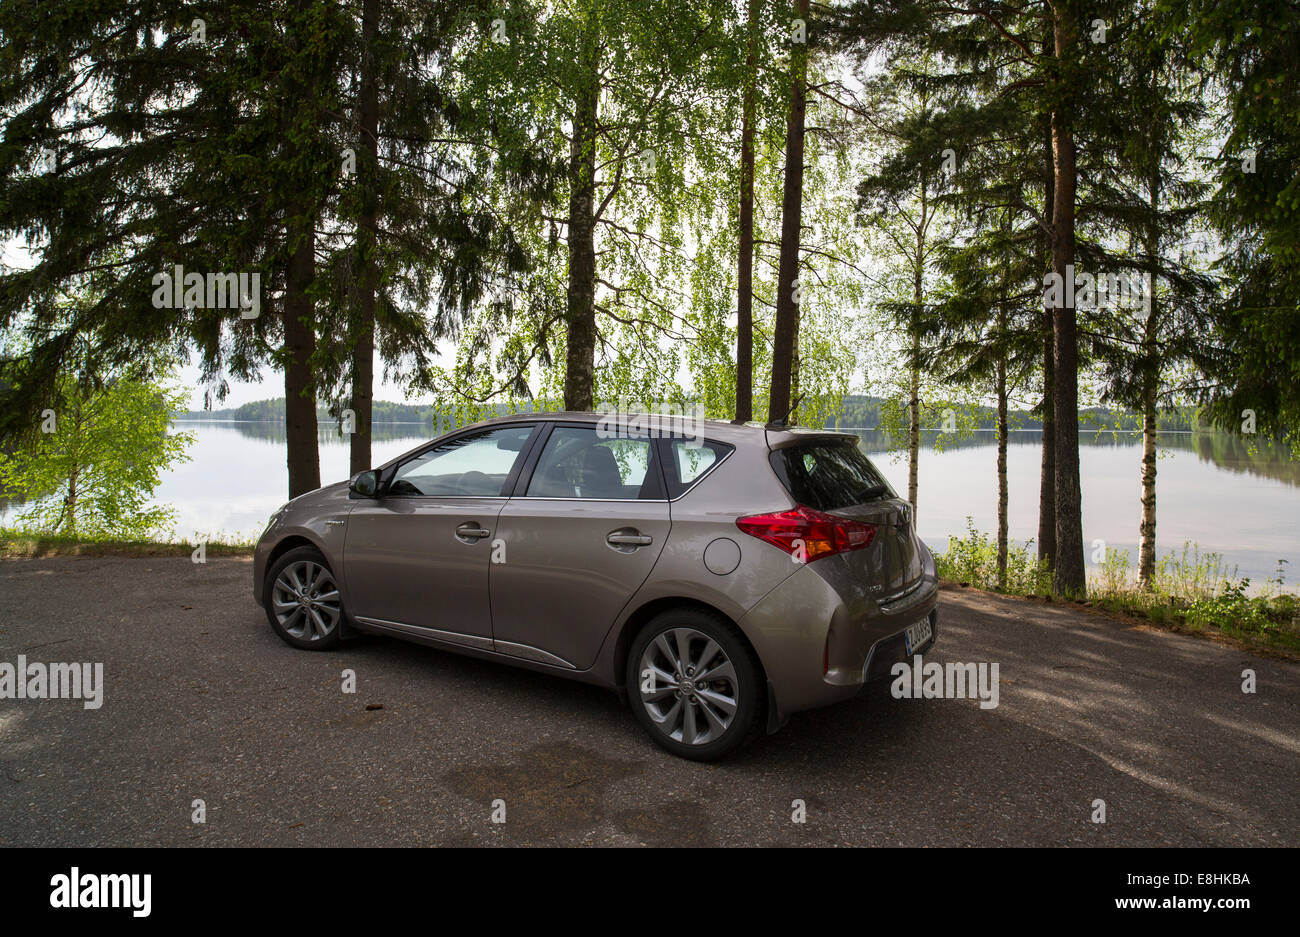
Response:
151,264,260,318
0,656,104,710
50,868,150,917
1043,264,1152,318
596,398,704,447
890,654,1000,709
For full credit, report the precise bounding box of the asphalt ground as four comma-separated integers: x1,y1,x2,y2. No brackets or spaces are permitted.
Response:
0,556,1295,846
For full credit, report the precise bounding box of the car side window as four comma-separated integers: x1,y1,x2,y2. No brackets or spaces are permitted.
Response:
662,439,731,498
525,426,661,500
387,425,535,497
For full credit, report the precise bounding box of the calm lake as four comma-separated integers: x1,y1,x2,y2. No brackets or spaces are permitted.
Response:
7,420,1300,586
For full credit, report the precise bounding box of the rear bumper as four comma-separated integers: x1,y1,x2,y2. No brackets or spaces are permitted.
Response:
862,608,937,682
736,548,939,715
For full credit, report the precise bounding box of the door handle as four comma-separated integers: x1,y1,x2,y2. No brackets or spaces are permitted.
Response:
456,522,491,542
607,531,653,547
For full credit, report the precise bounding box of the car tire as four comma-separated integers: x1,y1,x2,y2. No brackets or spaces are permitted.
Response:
626,608,763,761
263,546,345,651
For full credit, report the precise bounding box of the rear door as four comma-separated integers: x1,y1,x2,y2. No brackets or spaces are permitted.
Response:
343,423,538,644
489,423,670,670
769,439,923,599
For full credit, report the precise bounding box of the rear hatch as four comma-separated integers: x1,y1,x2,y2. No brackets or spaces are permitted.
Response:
767,437,924,600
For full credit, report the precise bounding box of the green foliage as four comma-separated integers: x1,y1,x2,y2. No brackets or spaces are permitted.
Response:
940,525,1299,650
934,518,1052,595
1093,546,1133,598
1184,580,1271,636
0,375,192,538
1163,0,1300,449
1150,541,1239,601
1184,560,1300,644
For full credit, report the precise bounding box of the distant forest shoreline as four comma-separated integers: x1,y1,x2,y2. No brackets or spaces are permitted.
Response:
177,394,1217,435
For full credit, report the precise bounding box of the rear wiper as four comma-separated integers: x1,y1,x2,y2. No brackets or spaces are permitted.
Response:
857,483,888,502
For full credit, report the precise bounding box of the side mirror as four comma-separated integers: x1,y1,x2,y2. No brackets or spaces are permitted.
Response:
349,470,379,498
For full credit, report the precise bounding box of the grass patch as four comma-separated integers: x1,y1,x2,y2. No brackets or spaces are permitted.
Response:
936,520,1300,655
0,526,255,558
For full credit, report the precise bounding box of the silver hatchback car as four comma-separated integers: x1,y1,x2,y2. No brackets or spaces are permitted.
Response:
253,411,938,760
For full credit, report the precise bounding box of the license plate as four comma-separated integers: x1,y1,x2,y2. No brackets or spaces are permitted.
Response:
904,617,932,655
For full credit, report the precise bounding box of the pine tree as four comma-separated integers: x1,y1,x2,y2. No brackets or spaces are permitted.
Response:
1091,5,1214,587
1165,0,1300,448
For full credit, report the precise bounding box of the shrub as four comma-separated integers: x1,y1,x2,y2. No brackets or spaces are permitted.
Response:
935,518,1051,594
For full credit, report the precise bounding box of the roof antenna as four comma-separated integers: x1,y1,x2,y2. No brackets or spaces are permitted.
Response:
766,393,804,430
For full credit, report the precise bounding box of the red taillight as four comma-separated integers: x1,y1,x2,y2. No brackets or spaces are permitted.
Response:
735,505,877,563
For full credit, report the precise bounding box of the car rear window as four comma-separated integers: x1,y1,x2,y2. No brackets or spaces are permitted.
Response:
769,441,894,511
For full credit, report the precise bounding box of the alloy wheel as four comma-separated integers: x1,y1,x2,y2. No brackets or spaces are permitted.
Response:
637,627,739,745
270,560,341,642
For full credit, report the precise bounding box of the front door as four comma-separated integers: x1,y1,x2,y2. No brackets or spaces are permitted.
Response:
343,423,538,645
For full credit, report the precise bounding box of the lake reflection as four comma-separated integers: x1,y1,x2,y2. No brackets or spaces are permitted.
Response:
4,420,1298,586
847,427,1299,585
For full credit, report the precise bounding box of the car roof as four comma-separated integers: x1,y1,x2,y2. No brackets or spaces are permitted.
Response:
457,410,859,446
373,410,860,473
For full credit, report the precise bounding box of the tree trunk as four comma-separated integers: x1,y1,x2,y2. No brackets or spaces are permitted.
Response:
281,0,321,500
996,344,1009,590
63,396,80,535
1050,8,1085,597
908,337,920,520
995,216,1009,589
563,29,599,413
734,0,757,423
1138,173,1161,588
1038,121,1056,572
791,329,801,424
1138,360,1158,587
767,0,810,424
907,177,927,520
350,316,374,472
284,219,321,499
1039,306,1057,570
63,465,77,534
350,0,379,476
